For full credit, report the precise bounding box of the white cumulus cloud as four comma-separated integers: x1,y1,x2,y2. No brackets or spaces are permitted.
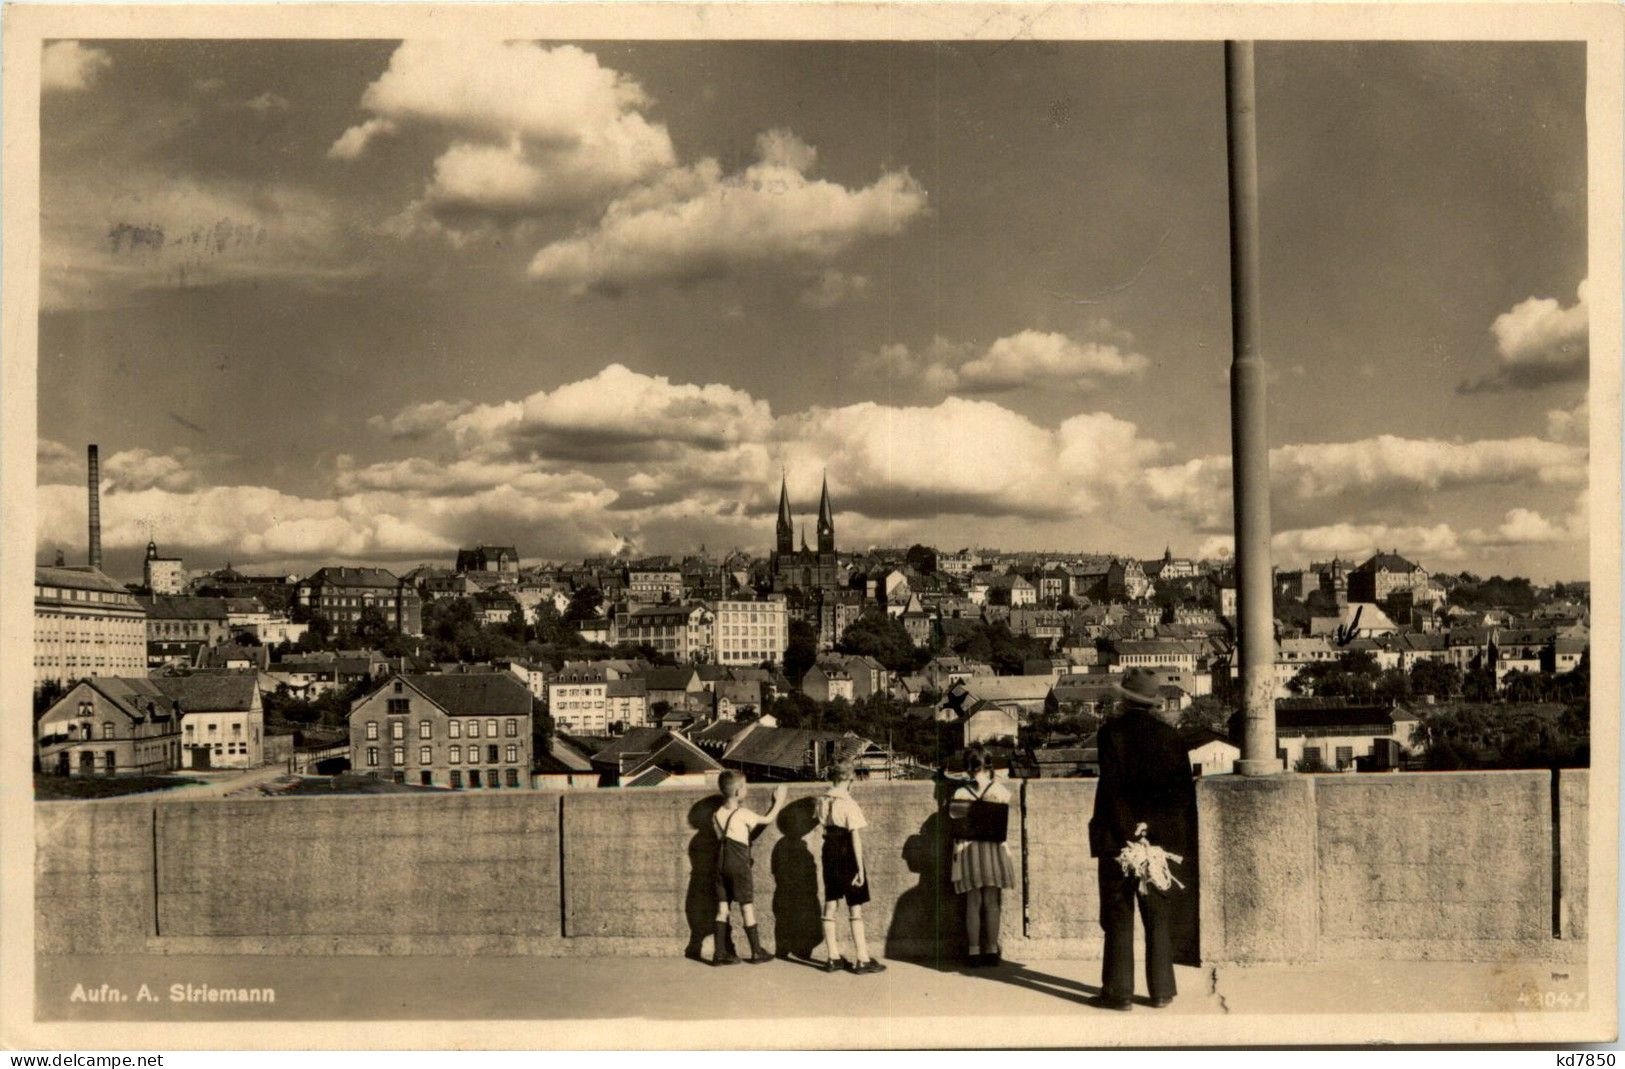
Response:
1463,279,1589,391
43,41,112,93
435,363,776,462
528,130,927,294
862,328,1150,395
333,41,675,223
1146,433,1588,532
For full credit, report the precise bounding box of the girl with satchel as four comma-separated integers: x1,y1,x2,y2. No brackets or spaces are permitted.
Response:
948,744,1015,967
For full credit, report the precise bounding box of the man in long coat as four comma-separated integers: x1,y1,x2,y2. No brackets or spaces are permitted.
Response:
1087,667,1198,1010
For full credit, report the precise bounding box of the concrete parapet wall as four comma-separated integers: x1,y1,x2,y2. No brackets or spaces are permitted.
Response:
1558,769,1588,942
1199,775,1318,964
156,794,562,941
1312,771,1551,961
36,802,154,955
36,771,1588,963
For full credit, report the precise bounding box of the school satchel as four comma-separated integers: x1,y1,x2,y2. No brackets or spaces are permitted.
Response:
949,782,1009,842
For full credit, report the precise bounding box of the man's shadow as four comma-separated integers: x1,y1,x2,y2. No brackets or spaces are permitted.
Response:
770,797,823,961
683,795,726,961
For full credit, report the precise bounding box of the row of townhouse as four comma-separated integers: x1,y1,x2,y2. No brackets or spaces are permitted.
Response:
37,673,266,775
545,661,784,734
606,596,790,667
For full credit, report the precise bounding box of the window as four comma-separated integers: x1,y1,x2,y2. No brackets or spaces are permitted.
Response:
470,770,481,788
488,744,500,764
392,770,405,784
393,680,403,694
387,699,409,716
450,770,462,789
390,720,404,740
367,747,379,767
488,769,500,788
448,719,461,738
486,719,498,738
506,719,518,737
392,746,405,765
365,721,379,740
468,720,480,739
1335,746,1355,770
419,720,432,740
505,768,519,788
101,721,113,739
420,746,432,765
1192,764,1203,777
506,744,518,763
450,745,461,763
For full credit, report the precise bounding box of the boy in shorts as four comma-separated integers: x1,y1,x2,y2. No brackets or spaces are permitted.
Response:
712,770,788,965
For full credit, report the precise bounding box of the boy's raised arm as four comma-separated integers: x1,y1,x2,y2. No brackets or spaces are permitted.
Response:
762,782,789,820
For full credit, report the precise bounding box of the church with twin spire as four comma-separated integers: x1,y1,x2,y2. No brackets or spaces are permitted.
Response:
769,474,839,593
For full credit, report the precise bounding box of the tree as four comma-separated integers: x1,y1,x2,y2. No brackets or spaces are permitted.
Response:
531,599,579,648
1178,695,1230,734
296,613,333,652
353,606,394,650
1409,659,1461,700
563,586,604,625
783,618,818,684
1374,667,1412,705
1463,667,1498,703
905,544,937,575
837,613,928,673
33,679,66,725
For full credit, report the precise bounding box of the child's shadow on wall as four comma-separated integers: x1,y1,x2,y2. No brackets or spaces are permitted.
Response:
683,795,726,961
770,797,823,960
885,776,966,968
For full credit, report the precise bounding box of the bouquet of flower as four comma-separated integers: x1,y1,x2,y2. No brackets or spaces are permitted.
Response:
1116,822,1185,897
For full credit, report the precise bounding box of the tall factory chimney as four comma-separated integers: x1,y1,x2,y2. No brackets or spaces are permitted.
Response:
87,443,103,571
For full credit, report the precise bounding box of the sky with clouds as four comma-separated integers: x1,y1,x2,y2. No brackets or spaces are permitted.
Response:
36,39,1590,581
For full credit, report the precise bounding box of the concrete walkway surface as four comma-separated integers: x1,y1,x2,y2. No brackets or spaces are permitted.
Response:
36,954,1590,1025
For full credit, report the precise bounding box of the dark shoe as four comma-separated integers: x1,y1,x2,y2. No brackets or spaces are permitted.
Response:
853,959,888,974
823,956,849,973
746,948,774,964
1149,995,1175,1008
985,949,1003,967
713,952,741,966
1088,994,1132,1011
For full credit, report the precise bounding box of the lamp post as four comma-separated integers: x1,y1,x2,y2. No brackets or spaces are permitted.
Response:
1225,41,1280,776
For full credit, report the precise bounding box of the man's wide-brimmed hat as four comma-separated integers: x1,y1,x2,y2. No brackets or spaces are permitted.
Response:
1107,667,1164,708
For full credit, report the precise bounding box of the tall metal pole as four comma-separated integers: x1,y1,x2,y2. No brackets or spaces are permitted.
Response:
1224,41,1279,775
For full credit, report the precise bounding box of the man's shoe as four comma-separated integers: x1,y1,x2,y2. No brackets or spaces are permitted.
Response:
853,959,888,975
985,949,1003,967
1149,995,1175,1008
1087,994,1132,1011
713,952,741,966
746,948,774,964
823,956,849,973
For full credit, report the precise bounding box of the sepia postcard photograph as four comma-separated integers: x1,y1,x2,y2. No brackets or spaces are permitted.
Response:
1,1,1619,1051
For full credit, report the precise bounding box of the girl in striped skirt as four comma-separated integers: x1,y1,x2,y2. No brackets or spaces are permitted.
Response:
949,745,1015,967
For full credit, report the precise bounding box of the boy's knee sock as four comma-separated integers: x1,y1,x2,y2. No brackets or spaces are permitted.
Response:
714,919,734,957
851,917,871,963
745,924,764,955
822,918,840,960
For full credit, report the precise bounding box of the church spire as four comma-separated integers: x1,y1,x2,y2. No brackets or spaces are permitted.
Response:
816,472,835,554
775,473,794,555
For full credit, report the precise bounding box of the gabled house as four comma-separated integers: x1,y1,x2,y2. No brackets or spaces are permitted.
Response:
157,673,265,770
36,677,182,776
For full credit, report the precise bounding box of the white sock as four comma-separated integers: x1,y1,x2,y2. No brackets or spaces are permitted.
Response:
852,918,871,963
822,918,840,961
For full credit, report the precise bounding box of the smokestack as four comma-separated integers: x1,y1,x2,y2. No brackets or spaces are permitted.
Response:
87,444,102,572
